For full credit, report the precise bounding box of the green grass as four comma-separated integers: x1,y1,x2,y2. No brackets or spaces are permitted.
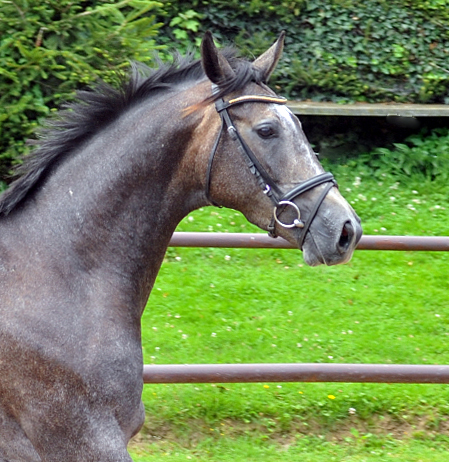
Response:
131,165,449,460
130,435,449,462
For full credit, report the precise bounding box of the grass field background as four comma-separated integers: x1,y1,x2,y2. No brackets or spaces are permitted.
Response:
130,155,449,460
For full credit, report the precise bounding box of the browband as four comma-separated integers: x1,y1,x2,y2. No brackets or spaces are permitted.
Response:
215,95,288,113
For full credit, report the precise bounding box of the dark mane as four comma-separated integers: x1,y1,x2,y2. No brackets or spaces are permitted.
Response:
0,48,265,216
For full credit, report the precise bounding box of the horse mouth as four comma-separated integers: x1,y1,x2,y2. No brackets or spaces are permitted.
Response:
301,219,362,267
302,239,326,267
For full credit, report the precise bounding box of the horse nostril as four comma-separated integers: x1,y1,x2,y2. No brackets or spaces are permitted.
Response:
337,220,355,253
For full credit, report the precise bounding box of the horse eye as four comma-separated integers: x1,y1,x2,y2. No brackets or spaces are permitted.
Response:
256,125,276,139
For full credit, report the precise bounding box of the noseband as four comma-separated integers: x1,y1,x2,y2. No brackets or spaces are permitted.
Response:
205,93,337,249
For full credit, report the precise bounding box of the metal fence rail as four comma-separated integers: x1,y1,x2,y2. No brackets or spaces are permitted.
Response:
143,232,449,385
169,232,449,252
143,363,449,384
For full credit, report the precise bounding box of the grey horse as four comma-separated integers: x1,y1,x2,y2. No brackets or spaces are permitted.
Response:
0,32,361,461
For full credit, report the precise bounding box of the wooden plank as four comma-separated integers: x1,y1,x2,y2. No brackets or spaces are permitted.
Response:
287,101,449,117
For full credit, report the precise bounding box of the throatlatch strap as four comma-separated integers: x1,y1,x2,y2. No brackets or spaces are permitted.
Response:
205,115,225,207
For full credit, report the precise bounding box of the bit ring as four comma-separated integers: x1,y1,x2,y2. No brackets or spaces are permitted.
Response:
273,201,305,229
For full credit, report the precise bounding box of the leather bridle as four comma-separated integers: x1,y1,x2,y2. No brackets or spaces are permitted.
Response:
205,93,337,249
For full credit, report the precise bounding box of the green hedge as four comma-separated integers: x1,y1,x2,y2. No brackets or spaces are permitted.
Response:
0,0,163,182
1,0,448,183
354,127,449,180
157,0,449,103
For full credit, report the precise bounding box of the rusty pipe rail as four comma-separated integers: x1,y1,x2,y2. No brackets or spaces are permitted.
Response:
169,232,449,252
143,363,449,384
143,233,449,385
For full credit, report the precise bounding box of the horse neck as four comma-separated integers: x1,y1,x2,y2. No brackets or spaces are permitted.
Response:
11,87,211,311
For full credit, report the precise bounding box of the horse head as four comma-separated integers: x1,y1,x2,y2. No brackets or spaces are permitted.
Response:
198,32,362,266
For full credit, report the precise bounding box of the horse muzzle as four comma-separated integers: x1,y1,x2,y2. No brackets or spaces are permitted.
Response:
300,204,362,267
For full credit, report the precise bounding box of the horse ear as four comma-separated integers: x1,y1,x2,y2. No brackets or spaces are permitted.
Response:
201,31,235,85
253,31,285,82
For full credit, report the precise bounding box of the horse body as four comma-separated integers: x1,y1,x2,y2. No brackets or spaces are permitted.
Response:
0,83,207,461
0,33,361,460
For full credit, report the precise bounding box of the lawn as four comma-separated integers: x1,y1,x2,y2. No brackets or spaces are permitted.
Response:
130,158,449,460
